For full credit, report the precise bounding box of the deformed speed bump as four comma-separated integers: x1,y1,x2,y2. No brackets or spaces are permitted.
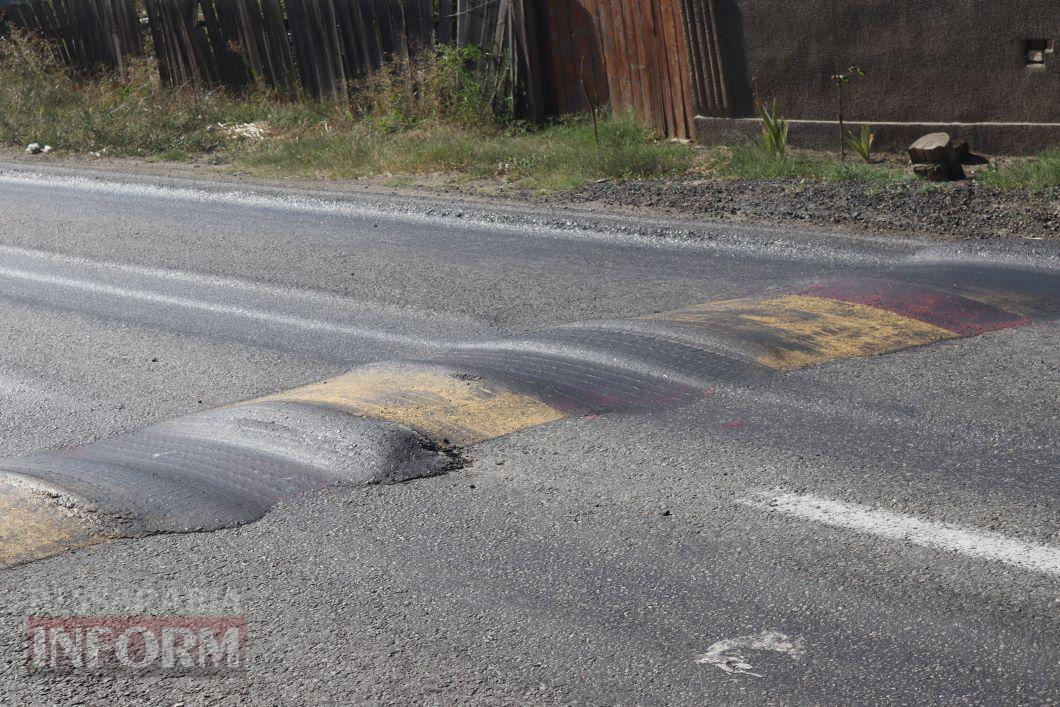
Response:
0,476,106,568
262,364,566,447
0,269,1056,568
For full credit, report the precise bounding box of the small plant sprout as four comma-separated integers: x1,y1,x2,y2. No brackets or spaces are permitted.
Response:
845,124,875,163
831,66,865,159
754,97,789,159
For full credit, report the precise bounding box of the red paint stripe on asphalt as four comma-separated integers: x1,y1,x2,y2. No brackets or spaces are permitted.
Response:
797,278,1030,336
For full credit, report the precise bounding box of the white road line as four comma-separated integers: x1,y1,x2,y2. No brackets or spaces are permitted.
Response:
0,266,440,348
743,491,1060,578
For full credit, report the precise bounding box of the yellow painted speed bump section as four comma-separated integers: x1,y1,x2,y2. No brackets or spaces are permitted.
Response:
0,477,105,569
647,295,958,370
262,365,566,447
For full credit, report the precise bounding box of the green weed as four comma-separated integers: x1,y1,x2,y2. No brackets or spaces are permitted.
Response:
977,149,1060,191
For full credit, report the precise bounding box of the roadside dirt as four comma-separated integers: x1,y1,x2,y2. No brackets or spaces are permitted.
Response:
552,175,1060,241
4,148,1058,242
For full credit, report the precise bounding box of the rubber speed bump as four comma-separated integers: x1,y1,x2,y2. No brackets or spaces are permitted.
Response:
262,364,566,447
646,294,959,370
0,269,1054,568
0,475,107,568
795,278,1030,336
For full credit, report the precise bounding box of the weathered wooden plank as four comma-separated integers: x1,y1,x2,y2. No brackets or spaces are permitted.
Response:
678,0,705,114
260,0,297,91
591,0,617,110
638,0,665,135
438,0,453,44
576,0,607,115
455,0,467,46
652,0,676,137
286,0,321,98
663,0,693,135
511,0,545,121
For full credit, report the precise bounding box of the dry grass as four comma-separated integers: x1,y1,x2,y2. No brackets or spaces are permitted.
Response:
2,32,1055,193
239,118,692,191
979,148,1060,191
0,34,690,191
694,143,915,185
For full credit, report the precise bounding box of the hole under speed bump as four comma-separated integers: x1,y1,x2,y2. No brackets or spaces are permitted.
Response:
262,364,567,448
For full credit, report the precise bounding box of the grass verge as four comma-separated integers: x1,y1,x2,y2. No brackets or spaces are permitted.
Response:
978,148,1060,191
695,143,915,185
237,118,692,191
0,33,691,191
1,32,1056,192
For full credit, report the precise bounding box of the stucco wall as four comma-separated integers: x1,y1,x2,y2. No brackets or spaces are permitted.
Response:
720,0,1059,123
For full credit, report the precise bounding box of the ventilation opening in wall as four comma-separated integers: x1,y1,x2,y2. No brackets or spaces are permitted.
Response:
1024,39,1055,66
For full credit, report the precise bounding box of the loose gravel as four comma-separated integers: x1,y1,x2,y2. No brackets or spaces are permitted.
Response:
554,176,1060,241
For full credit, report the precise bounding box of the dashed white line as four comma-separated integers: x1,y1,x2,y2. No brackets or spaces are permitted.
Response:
743,491,1060,578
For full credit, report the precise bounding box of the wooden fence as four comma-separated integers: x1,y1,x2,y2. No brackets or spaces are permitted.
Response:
3,0,730,138
4,0,142,74
537,0,696,139
134,0,538,107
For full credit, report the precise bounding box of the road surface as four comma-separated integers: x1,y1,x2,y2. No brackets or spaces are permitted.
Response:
0,163,1057,704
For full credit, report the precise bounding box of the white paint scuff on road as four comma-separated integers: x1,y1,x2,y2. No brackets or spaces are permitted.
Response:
0,169,893,265
0,244,489,328
744,491,1060,578
696,630,805,678
0,265,440,348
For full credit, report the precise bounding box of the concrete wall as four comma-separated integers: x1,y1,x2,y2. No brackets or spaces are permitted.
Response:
709,0,1058,145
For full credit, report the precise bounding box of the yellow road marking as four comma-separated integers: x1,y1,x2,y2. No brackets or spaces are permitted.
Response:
263,365,565,447
648,295,958,370
0,478,104,569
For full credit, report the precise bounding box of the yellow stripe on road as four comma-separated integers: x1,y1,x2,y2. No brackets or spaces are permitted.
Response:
263,365,566,447
0,477,104,569
648,295,958,370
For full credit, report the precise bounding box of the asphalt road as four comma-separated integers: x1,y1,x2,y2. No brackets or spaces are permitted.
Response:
0,163,1058,704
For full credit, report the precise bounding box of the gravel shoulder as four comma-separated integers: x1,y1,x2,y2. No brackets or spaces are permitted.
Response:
3,148,1058,243
554,174,1060,242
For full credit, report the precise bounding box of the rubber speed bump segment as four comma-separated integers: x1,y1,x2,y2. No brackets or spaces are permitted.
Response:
645,294,958,370
0,475,108,568
795,278,1030,336
261,363,567,448
0,270,1055,568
